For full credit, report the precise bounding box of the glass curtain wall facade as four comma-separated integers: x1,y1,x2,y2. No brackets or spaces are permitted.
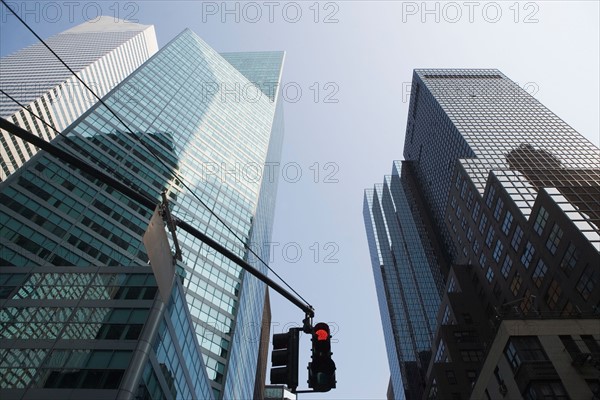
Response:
0,16,158,178
0,28,285,400
0,266,214,400
403,69,600,255
402,69,599,320
368,68,599,399
364,161,444,400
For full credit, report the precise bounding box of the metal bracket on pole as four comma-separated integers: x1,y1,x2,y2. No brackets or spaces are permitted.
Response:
302,314,313,334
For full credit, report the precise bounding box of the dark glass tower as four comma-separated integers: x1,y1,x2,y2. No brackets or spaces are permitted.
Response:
364,161,445,400
365,69,600,400
0,28,285,400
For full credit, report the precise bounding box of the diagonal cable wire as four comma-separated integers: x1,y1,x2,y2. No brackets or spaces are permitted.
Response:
1,0,311,307
0,88,151,197
0,88,164,270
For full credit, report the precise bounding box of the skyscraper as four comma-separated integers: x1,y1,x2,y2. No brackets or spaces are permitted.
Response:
365,69,600,399
0,27,285,400
0,263,215,399
364,161,445,400
0,16,158,179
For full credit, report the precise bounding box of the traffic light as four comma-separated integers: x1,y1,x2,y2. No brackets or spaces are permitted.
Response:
270,328,299,390
308,322,336,392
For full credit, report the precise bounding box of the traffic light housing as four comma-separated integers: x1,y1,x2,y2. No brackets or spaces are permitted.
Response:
308,322,336,392
270,328,300,390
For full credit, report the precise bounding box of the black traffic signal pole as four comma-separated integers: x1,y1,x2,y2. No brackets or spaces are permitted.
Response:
0,117,315,319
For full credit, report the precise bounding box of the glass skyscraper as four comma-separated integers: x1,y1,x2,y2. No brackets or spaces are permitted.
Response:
404,69,599,255
0,16,158,179
0,265,215,399
0,27,285,400
364,161,444,400
365,69,600,399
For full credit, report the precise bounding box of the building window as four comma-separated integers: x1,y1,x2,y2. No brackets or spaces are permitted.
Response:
505,337,547,373
460,181,468,200
456,205,462,219
521,241,535,269
504,341,521,371
546,223,563,255
466,191,474,210
546,279,562,310
525,381,568,400
473,239,481,255
493,198,504,221
479,214,488,234
493,240,503,262
435,339,448,363
511,225,523,250
501,211,513,236
467,226,473,243
442,304,454,325
447,276,459,293
501,255,513,279
533,207,549,235
560,243,579,276
429,379,438,400
511,272,522,296
576,264,597,301
485,226,495,248
472,202,481,221
479,253,487,269
485,185,496,208
486,267,494,283
451,196,457,209
532,259,548,288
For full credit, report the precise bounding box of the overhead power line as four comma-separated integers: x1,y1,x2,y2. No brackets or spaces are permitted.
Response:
0,88,151,199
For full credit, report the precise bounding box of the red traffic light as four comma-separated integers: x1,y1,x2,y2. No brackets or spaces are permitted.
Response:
309,322,336,392
315,329,329,341
313,322,331,341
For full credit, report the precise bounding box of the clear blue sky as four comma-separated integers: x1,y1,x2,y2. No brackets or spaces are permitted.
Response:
2,1,598,399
